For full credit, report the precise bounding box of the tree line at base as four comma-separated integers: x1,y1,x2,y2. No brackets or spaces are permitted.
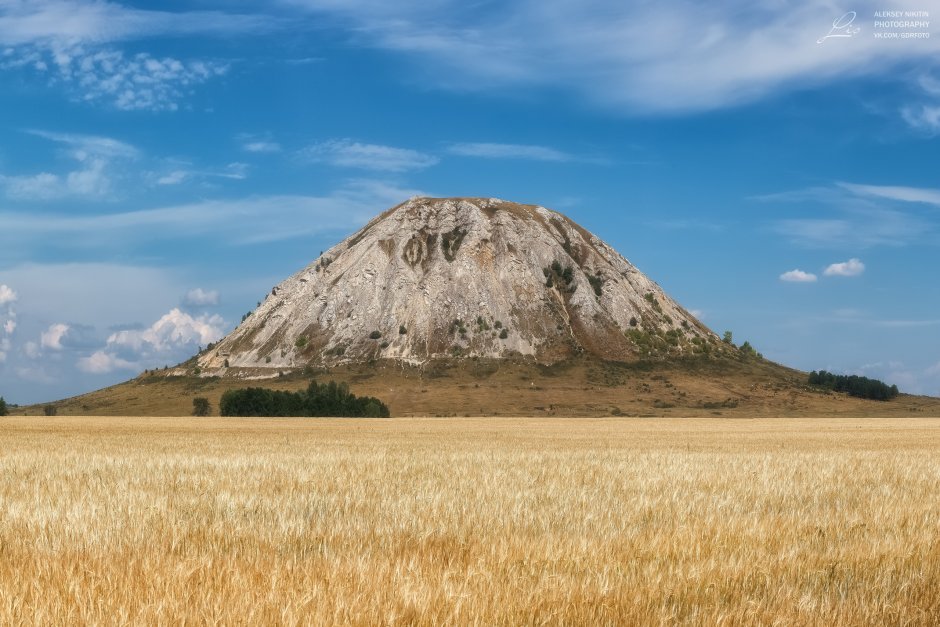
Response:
217,380,390,417
808,370,899,401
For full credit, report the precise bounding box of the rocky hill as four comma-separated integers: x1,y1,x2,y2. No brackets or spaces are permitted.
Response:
197,197,717,373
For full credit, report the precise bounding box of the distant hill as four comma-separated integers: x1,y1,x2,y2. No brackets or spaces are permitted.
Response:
20,197,939,417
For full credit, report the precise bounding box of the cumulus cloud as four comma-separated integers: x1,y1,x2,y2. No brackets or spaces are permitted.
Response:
183,288,220,307
447,142,571,162
824,258,865,277
40,323,70,350
105,308,224,354
301,139,439,172
77,350,136,374
0,284,16,305
0,284,16,362
780,269,817,283
75,307,225,374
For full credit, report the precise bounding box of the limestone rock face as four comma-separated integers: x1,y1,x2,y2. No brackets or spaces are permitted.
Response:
199,197,714,370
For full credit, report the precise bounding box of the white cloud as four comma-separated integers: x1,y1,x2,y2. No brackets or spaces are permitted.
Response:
0,180,427,249
106,308,224,354
40,323,70,350
155,162,248,186
901,105,940,135
77,350,136,374
27,130,139,160
447,142,570,162
765,184,931,248
0,2,252,111
0,1,276,46
42,45,228,111
24,341,40,359
157,170,189,185
184,288,220,307
824,258,865,277
243,141,282,153
900,74,940,135
285,0,940,114
3,319,14,334
0,284,16,305
839,182,940,207
1,130,137,201
780,269,817,283
301,139,439,172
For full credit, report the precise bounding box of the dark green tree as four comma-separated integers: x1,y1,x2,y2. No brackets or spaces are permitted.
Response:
192,397,211,416
0,397,7,416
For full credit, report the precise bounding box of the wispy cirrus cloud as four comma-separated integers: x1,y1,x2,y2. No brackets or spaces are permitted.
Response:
300,139,439,172
284,0,940,114
241,140,282,154
154,162,248,186
0,129,138,200
838,182,940,207
759,182,936,248
447,142,572,162
0,179,427,250
901,74,940,135
0,0,277,46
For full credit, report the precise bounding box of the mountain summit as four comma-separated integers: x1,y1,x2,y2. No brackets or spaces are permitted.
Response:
199,197,716,371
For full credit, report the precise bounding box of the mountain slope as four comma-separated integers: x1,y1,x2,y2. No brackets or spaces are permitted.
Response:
198,197,715,372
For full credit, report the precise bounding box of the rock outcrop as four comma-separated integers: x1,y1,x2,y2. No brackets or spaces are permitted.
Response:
199,197,715,370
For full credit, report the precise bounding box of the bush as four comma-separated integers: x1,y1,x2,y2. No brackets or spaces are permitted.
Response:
499,328,509,339
295,336,308,349
369,330,382,339
739,341,761,359
192,397,211,416
43,405,57,416
587,274,604,297
220,380,390,417
808,371,899,401
722,331,733,345
399,325,407,335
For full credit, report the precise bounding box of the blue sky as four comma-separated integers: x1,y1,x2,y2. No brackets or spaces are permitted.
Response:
1,0,939,404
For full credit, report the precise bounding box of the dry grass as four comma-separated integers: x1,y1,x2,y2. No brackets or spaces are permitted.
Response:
26,357,940,418
1,416,939,625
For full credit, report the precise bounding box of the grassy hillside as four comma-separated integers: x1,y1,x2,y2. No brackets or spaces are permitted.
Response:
16,355,940,417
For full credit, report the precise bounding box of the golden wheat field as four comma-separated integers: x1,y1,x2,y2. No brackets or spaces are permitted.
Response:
1,416,939,625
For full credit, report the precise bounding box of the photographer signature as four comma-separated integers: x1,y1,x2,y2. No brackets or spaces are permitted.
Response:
817,11,861,43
